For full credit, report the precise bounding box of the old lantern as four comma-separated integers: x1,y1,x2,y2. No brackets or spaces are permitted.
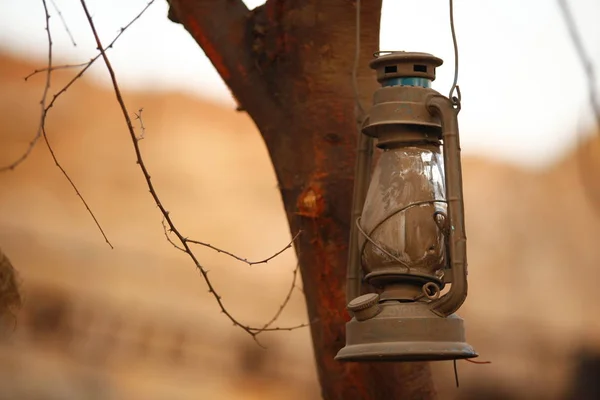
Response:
336,51,477,362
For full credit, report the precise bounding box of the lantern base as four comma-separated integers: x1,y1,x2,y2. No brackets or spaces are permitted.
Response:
335,301,477,362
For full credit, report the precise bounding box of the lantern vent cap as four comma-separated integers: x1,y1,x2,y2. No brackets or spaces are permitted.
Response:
370,51,443,84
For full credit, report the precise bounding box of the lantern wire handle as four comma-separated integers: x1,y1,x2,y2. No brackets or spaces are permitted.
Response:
427,95,469,317
355,218,412,272
355,199,449,274
448,0,462,111
352,0,365,119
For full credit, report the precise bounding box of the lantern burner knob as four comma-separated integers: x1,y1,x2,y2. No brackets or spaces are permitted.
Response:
347,293,382,322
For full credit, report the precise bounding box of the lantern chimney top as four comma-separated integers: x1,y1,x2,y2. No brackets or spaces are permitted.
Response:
370,51,443,88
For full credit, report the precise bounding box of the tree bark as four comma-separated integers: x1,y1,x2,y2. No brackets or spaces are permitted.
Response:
167,1,437,398
0,247,21,326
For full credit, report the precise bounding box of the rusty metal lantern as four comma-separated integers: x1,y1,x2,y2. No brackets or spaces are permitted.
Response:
336,51,477,362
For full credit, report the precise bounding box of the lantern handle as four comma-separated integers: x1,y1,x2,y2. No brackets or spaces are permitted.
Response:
426,94,469,317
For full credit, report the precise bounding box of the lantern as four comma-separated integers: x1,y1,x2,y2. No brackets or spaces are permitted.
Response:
336,52,477,362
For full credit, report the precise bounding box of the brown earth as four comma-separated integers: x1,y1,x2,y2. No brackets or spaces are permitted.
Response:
0,52,599,399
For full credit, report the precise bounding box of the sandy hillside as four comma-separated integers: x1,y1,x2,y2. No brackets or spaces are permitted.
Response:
0,53,599,399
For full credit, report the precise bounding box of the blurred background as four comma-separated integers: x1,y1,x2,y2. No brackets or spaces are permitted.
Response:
0,0,599,399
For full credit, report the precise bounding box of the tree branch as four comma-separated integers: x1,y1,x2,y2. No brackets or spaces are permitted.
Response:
166,0,278,125
1,0,53,172
49,0,77,47
3,0,155,171
186,231,301,266
79,0,309,342
164,0,439,397
557,0,599,127
2,1,158,249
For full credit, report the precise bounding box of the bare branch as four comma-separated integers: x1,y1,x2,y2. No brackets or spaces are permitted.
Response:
49,0,77,47
257,263,300,333
558,0,600,220
558,0,600,128
41,123,113,248
24,62,89,81
78,0,308,341
248,321,314,333
0,1,159,248
134,108,146,140
1,0,155,171
186,231,301,266
1,0,54,172
167,0,279,130
1,0,115,248
161,217,185,252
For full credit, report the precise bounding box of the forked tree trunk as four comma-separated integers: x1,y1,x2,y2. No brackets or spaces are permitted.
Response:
167,1,436,398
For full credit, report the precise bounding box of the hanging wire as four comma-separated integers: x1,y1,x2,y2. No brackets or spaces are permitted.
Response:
448,0,493,383
448,0,462,112
352,0,366,119
346,0,376,303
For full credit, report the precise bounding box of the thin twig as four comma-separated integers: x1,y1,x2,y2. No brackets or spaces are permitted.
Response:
134,108,146,140
78,0,308,340
49,0,77,47
43,1,155,117
2,0,54,172
162,217,185,252
558,0,600,220
0,0,158,247
248,320,313,333
186,231,301,266
557,0,600,128
1,0,155,171
41,123,113,248
9,1,113,248
258,263,300,333
24,62,90,81
5,1,109,248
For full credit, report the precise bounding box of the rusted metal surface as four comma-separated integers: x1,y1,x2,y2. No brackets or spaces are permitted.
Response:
338,302,473,362
338,52,476,362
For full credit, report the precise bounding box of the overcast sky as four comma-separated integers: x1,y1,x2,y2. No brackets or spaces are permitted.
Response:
0,0,598,168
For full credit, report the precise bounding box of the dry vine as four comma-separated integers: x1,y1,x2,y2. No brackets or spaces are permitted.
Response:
74,0,310,342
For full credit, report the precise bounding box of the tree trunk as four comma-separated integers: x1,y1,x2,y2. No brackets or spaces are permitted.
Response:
167,1,437,398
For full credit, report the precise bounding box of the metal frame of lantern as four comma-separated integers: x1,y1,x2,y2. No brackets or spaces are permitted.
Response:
336,51,477,362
